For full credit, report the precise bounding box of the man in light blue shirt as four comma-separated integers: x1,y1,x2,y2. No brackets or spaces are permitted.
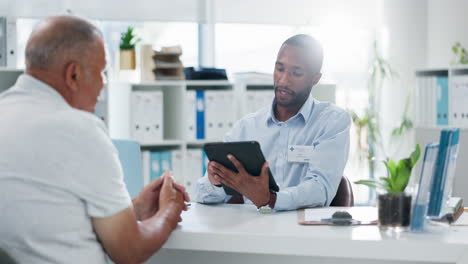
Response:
195,34,350,211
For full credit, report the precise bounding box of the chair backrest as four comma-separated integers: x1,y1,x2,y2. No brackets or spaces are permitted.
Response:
330,176,354,207
112,139,144,199
0,248,17,264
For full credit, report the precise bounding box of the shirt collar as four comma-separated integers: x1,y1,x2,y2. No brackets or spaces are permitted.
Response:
265,96,314,127
13,74,71,109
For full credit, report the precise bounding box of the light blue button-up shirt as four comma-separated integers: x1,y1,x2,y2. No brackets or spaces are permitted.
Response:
194,96,350,211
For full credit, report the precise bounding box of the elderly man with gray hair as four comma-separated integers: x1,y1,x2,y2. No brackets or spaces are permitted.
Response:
0,15,189,264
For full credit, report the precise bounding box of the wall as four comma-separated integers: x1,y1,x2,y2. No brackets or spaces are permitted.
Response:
378,0,427,161
214,0,379,28
0,0,380,28
427,0,468,67
0,0,198,22
425,0,468,201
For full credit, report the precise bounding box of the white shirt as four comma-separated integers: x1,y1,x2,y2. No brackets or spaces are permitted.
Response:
0,75,131,264
195,96,350,211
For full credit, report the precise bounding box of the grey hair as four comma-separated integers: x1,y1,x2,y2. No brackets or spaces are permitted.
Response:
25,15,103,70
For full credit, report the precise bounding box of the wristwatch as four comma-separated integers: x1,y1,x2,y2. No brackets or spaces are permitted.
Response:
258,204,273,214
257,191,277,214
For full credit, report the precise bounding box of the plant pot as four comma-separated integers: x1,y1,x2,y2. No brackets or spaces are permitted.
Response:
378,193,412,230
120,49,136,70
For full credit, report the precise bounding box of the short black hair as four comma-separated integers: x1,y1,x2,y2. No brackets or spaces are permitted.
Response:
283,34,323,73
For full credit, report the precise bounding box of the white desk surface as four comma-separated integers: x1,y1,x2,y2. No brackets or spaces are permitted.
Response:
161,203,468,263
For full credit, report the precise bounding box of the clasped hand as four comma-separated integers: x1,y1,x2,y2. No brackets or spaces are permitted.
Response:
132,172,190,221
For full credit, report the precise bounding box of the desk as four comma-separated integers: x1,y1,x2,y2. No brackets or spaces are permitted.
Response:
148,203,468,264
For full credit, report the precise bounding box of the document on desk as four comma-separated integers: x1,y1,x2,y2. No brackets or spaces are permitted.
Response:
298,206,378,225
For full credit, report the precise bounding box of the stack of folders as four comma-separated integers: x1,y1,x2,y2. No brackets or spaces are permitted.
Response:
141,150,183,185
415,75,449,127
141,149,209,192
245,90,275,116
450,74,468,127
411,128,461,231
186,90,236,140
130,91,164,144
427,128,460,218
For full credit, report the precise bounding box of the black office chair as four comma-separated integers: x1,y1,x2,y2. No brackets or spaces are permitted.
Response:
330,176,354,207
227,176,354,206
0,248,17,264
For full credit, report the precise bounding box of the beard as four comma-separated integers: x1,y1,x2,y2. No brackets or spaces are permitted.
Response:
274,85,312,107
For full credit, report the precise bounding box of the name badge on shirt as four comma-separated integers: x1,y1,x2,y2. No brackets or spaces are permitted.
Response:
287,145,314,163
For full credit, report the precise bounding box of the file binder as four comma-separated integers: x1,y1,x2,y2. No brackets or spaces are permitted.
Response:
130,92,145,141
148,91,164,142
436,76,449,126
428,129,460,217
439,128,460,215
130,91,164,144
410,143,439,231
204,90,217,140
186,91,197,140
196,90,205,139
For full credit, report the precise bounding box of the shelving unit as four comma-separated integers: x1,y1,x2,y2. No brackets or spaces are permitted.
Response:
415,66,468,128
0,69,340,197
108,80,236,195
414,67,468,203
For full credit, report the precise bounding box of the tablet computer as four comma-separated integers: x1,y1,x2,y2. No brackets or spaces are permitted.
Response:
203,141,279,196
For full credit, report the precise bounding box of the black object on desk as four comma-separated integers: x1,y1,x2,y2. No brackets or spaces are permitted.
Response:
203,141,279,196
184,67,228,80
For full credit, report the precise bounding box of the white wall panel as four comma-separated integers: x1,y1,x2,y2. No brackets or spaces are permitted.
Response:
214,0,380,28
427,0,468,67
0,0,198,22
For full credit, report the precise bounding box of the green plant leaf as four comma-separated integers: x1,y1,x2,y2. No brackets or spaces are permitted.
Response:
120,27,140,50
383,160,397,181
393,159,411,192
354,179,386,190
380,177,393,192
410,144,421,168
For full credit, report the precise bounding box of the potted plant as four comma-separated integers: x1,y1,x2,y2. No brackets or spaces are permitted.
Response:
355,144,421,229
119,27,141,70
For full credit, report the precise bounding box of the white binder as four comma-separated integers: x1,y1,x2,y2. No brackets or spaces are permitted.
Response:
463,75,468,127
204,90,218,140
148,91,164,142
450,75,461,127
130,92,145,142
222,90,236,137
185,90,197,140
